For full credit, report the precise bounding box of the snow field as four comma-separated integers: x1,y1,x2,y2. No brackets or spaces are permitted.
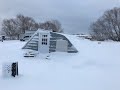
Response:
0,36,120,90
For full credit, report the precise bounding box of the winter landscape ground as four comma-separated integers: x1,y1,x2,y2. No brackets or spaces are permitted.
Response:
0,35,120,90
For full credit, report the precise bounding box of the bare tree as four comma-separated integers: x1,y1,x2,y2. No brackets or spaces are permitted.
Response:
2,19,18,39
90,7,120,41
50,20,63,32
2,14,39,39
39,20,63,33
16,14,39,34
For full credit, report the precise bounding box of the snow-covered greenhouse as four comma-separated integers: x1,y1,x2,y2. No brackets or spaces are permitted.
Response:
22,29,78,53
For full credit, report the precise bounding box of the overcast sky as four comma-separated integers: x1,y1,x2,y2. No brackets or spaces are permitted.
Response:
0,0,120,34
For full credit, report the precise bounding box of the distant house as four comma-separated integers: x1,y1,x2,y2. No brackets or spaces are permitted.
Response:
76,34,92,40
20,30,36,41
22,29,78,53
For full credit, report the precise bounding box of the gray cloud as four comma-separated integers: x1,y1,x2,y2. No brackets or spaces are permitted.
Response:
0,0,120,34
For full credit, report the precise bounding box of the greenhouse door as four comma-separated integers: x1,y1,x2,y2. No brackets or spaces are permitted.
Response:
39,33,50,53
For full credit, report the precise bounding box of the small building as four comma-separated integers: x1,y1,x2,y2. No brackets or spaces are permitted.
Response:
20,30,36,41
22,29,78,53
77,34,92,40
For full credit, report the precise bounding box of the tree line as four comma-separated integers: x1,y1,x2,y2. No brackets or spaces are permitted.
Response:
2,7,120,41
1,14,63,39
90,7,120,41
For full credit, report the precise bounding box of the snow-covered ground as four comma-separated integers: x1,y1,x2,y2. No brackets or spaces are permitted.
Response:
0,36,120,90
